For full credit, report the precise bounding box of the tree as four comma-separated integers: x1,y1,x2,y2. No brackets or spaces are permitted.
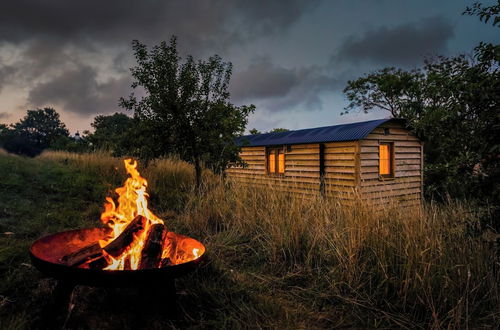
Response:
2,108,69,156
120,37,255,187
86,112,135,155
464,0,500,26
248,127,289,135
249,128,261,135
343,46,500,201
268,128,289,133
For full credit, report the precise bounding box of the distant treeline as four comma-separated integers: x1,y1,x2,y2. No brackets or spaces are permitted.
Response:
0,108,123,156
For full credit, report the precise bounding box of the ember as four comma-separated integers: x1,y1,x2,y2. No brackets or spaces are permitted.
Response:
57,159,204,271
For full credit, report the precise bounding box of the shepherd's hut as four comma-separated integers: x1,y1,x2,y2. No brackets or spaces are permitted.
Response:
227,119,423,207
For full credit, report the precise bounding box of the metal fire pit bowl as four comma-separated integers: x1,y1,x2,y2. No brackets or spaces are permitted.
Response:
30,227,205,287
29,228,205,327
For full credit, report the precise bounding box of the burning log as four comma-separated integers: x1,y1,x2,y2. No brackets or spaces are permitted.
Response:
160,231,178,266
87,255,109,269
124,257,132,270
139,224,167,269
160,258,172,267
61,242,103,267
103,215,146,258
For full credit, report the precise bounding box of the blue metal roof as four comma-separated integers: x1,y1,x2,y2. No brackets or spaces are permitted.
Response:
237,118,403,146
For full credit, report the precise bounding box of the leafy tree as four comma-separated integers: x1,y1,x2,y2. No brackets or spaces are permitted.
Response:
343,46,500,201
0,123,9,148
268,128,289,133
86,112,134,155
2,108,69,156
248,127,289,135
120,37,255,187
464,0,500,26
50,134,90,153
249,128,261,135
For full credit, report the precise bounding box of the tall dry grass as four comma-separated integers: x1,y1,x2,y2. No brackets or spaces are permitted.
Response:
178,180,499,327
38,150,195,211
37,151,499,327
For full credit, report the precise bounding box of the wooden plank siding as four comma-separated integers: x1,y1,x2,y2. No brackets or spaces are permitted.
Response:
323,141,358,200
359,123,423,207
226,144,321,197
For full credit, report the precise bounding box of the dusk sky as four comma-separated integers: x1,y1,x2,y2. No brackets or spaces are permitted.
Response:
0,0,498,134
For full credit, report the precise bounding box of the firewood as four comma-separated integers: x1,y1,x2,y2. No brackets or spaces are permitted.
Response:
139,224,167,269
61,242,103,267
124,257,132,270
162,231,178,265
160,258,172,268
86,255,109,269
103,215,146,258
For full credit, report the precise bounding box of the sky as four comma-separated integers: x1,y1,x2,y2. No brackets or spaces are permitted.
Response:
0,0,498,134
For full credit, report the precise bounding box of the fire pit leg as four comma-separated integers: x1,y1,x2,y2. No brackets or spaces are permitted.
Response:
40,280,76,328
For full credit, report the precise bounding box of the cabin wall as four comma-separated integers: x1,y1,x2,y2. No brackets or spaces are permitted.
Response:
322,141,359,201
359,122,422,208
226,144,321,197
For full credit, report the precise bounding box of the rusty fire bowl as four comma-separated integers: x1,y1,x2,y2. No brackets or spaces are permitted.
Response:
30,228,205,287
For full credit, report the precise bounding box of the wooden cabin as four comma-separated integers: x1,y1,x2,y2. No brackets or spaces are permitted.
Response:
227,119,423,207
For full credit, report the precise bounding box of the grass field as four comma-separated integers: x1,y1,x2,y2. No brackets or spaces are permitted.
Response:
0,150,498,329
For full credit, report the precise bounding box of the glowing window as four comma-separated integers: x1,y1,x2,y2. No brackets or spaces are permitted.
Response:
278,153,285,173
268,153,276,173
267,147,285,174
379,142,394,177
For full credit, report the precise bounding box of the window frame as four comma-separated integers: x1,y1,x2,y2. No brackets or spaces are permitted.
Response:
266,146,286,176
379,141,395,180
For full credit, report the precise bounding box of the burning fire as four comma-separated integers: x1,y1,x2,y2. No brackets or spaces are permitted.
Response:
97,159,202,270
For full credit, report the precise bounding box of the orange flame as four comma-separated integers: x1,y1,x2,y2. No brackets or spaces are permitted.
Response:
99,159,163,270
99,159,204,270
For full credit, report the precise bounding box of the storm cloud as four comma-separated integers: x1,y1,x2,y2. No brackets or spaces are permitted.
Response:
335,16,455,66
28,64,131,116
231,57,339,112
0,0,318,124
0,1,495,132
231,57,299,101
0,0,317,50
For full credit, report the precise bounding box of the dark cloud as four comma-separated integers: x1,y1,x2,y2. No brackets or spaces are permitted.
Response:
0,64,16,92
335,16,454,66
230,57,339,112
231,57,299,100
0,0,316,50
0,112,9,120
0,0,317,123
28,64,131,116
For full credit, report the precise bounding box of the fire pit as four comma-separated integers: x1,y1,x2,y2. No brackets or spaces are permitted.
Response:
30,228,205,286
29,159,205,326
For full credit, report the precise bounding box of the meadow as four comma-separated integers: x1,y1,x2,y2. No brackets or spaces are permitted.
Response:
0,150,498,329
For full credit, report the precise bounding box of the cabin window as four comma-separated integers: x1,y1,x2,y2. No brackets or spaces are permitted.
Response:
379,142,394,178
267,147,285,174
